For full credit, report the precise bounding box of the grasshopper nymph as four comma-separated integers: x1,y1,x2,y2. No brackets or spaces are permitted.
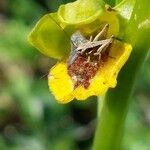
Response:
67,24,114,89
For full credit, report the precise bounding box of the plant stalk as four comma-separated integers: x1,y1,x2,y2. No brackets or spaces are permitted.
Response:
93,43,149,150
92,0,150,149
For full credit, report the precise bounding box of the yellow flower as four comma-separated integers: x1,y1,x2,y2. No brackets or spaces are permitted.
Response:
28,0,132,103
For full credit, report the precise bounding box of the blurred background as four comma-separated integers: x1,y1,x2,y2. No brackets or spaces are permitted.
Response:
0,0,149,150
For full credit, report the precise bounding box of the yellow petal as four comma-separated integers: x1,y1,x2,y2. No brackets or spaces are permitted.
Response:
48,61,74,103
48,40,132,103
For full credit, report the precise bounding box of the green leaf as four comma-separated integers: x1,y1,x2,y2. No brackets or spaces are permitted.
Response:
125,0,150,45
115,0,136,20
115,0,136,39
115,0,123,5
103,0,115,6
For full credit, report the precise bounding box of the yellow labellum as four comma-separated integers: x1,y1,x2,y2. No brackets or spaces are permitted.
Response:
48,40,132,103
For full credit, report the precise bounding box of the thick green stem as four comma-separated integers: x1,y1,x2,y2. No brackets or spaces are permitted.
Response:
92,0,150,149
93,39,149,150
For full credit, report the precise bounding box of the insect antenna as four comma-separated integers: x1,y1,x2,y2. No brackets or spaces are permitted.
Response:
40,72,60,80
40,72,49,79
48,14,76,47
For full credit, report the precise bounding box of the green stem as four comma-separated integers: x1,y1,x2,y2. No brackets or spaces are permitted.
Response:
92,0,150,149
93,39,149,150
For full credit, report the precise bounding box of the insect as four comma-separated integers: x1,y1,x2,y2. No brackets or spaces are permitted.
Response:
67,24,114,89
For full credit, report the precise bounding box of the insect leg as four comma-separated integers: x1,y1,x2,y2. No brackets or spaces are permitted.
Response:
89,35,93,41
80,48,88,54
94,38,113,55
87,56,91,63
98,53,102,61
93,24,109,41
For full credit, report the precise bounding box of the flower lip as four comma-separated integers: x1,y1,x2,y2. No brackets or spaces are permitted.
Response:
48,39,132,103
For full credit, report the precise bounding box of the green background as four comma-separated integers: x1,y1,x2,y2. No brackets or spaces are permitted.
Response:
0,0,149,149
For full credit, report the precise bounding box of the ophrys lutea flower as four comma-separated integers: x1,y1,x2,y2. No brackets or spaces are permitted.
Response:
28,0,132,103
